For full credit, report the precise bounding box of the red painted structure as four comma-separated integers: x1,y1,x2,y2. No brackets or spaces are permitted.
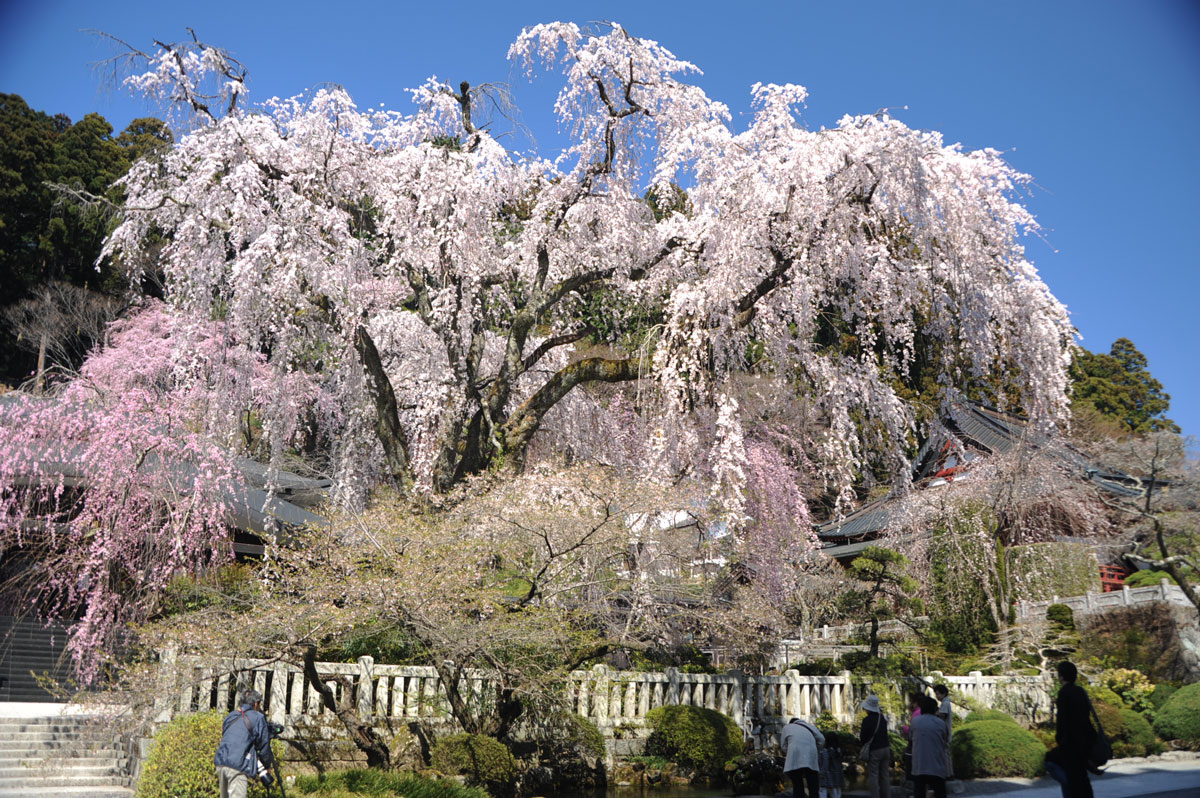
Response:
1099,565,1129,592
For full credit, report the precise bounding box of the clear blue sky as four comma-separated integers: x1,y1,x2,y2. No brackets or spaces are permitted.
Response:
3,0,1198,440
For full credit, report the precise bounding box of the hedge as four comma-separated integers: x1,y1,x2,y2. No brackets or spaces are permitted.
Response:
949,720,1045,778
429,734,518,796
962,709,1017,725
1153,682,1200,744
136,710,278,798
644,705,742,773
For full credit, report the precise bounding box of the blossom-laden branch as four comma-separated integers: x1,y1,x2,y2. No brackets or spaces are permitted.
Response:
100,22,1072,517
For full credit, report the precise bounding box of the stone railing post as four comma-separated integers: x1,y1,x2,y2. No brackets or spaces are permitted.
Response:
728,669,745,731
154,647,178,723
357,656,374,718
1122,584,1132,607
666,666,681,706
1161,578,1170,601
969,670,984,707
838,670,853,722
785,669,802,718
269,661,288,725
593,664,610,726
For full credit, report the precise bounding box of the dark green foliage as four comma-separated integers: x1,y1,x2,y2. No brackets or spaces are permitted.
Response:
136,710,276,798
841,546,921,658
949,720,1045,778
1148,684,1178,712
887,730,906,764
293,769,489,798
1153,682,1200,743
644,705,743,773
1124,569,1187,589
837,651,921,678
161,564,261,616
787,658,840,676
322,622,424,664
1090,702,1158,757
962,709,1018,725
1045,603,1075,630
1115,707,1157,757
927,512,1000,654
1069,339,1178,434
429,734,518,796
512,709,606,791
0,93,169,380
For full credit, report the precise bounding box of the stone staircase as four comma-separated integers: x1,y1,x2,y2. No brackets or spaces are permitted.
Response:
0,715,131,796
0,615,73,702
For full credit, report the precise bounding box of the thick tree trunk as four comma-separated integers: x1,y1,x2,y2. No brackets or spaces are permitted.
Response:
298,643,392,769
354,326,414,492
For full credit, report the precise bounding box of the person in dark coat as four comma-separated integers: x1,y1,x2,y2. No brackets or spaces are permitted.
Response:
214,689,275,798
1044,661,1096,798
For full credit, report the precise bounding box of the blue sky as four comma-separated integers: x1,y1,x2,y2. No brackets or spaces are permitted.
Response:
3,1,1198,440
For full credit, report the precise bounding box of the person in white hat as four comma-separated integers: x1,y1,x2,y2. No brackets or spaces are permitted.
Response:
859,695,890,798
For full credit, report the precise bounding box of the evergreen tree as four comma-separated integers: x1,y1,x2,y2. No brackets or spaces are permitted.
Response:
1069,337,1177,435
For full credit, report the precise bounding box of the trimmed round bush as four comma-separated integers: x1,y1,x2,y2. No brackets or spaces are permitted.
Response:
1116,707,1157,757
963,709,1018,725
137,710,276,798
644,705,742,773
429,734,518,796
950,720,1045,778
1153,682,1200,744
1092,702,1158,757
1045,603,1075,630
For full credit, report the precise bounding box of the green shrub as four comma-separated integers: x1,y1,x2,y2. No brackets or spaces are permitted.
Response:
838,651,921,678
644,705,742,773
293,769,489,798
429,734,518,796
888,730,906,765
1123,569,1181,588
962,709,1018,725
1153,682,1200,743
1098,668,1155,714
1091,703,1158,758
1148,683,1178,711
136,710,277,798
950,720,1045,778
1045,603,1075,630
1116,708,1157,757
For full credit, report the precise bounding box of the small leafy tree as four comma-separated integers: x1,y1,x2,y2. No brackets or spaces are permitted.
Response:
840,546,921,657
1093,432,1200,623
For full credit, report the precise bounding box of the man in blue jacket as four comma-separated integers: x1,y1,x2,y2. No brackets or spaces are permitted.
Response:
215,689,275,797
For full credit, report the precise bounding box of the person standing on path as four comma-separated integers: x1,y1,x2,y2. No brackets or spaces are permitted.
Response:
781,715,826,798
1044,661,1097,798
214,689,275,798
859,695,891,798
910,695,950,798
933,684,954,782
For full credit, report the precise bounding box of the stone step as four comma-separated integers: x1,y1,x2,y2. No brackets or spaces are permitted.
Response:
0,730,106,742
0,789,130,797
0,757,124,769
0,775,129,789
0,764,123,778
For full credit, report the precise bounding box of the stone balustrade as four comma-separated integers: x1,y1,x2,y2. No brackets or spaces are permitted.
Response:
157,650,1054,747
1015,579,1191,620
